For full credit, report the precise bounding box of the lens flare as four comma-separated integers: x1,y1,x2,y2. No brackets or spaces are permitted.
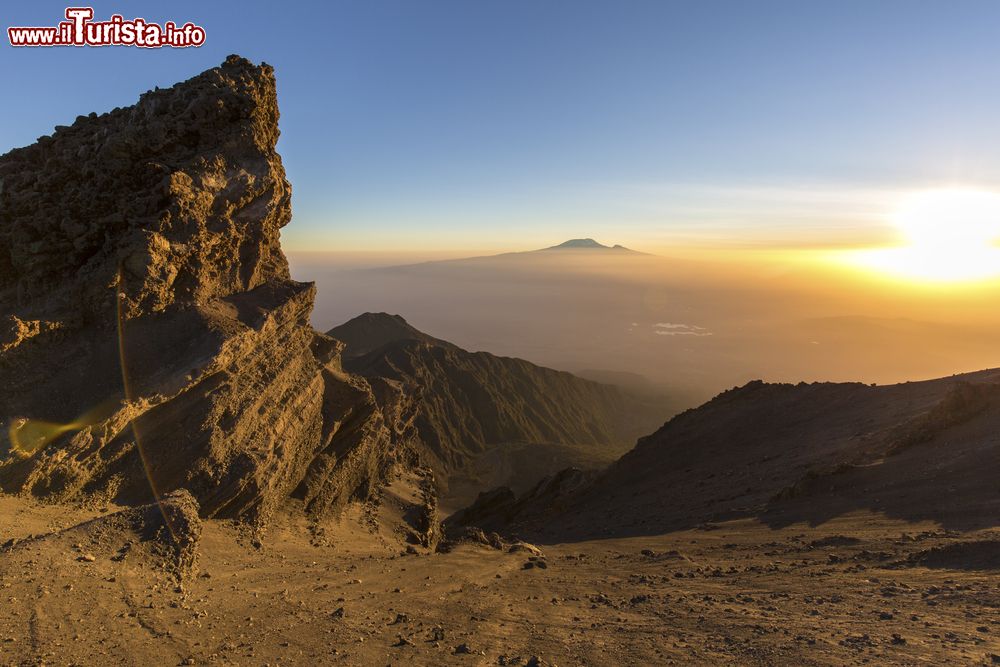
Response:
8,417,75,458
7,400,118,458
116,267,178,542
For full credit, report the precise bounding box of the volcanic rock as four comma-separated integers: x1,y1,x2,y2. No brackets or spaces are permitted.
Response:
0,56,408,531
454,370,1000,541
329,313,664,505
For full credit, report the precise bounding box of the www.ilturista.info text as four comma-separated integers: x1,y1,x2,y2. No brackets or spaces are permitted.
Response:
8,7,206,48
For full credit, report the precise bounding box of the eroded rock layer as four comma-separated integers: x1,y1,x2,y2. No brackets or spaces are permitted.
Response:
0,56,407,529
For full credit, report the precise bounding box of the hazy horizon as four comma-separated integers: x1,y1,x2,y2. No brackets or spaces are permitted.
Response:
291,242,1000,408
7,2,1000,406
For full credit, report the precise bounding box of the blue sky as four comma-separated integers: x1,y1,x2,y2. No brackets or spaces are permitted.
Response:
4,1,1000,252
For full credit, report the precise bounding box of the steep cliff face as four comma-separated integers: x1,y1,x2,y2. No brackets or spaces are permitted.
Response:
0,57,407,529
0,55,289,327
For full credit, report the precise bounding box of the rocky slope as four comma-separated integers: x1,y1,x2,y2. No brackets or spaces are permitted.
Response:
453,368,1000,540
329,313,667,506
0,56,419,532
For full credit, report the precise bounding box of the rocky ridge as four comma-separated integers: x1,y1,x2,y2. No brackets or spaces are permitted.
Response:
453,370,1000,541
329,313,666,505
0,56,425,535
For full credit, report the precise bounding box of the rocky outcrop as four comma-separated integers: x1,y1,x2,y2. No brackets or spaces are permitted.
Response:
0,57,407,530
0,56,289,325
291,333,421,519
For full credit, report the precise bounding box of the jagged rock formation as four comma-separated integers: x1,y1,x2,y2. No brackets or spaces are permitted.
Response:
328,313,666,505
291,333,422,520
453,369,1000,541
0,56,410,530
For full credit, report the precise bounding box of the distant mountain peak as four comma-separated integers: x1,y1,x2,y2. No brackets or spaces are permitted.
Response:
352,312,411,327
328,312,457,359
542,239,638,252
549,238,609,249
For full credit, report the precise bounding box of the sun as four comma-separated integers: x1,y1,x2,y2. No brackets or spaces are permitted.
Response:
844,188,1000,283
894,189,1000,249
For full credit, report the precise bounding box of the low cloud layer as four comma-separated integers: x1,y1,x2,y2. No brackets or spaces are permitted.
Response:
653,322,713,337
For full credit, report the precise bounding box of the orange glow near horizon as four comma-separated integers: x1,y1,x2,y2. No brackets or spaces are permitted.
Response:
836,188,1000,284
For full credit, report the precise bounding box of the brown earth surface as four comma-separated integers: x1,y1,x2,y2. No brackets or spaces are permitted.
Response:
2,485,999,666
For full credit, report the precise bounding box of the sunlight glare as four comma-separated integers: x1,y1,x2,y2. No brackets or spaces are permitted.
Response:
842,188,1000,283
